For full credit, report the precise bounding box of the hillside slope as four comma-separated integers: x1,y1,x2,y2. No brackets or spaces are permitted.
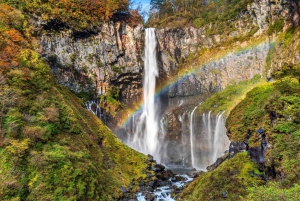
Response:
0,5,147,200
179,26,300,200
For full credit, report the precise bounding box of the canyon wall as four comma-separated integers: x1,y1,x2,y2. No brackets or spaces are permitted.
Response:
155,0,299,98
146,0,300,164
39,21,144,105
38,0,299,103
37,0,299,133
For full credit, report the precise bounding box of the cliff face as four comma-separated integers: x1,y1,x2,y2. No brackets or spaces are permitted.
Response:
38,0,299,103
142,0,300,166
37,0,299,132
155,0,299,98
40,21,144,105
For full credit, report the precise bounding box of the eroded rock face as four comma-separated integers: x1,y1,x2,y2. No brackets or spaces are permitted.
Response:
154,0,299,98
38,0,299,105
37,1,299,143
40,21,144,105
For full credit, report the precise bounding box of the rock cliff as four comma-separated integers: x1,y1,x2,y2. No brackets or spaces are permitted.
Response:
155,0,299,98
40,21,144,105
38,0,299,102
37,0,299,131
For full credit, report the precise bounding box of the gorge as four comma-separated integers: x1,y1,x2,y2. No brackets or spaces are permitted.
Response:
1,0,300,200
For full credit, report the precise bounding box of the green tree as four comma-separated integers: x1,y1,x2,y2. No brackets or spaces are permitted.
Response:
0,75,16,143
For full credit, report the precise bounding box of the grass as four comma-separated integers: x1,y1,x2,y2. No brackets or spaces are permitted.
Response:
179,153,264,200
197,74,265,116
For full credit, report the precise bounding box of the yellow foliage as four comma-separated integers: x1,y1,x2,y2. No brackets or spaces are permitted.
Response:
6,138,31,157
22,126,47,142
28,174,39,188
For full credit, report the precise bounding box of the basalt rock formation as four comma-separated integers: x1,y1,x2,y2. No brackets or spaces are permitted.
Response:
37,0,298,104
39,21,144,106
155,0,299,98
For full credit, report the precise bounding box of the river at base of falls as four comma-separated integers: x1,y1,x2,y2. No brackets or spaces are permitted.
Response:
136,166,197,201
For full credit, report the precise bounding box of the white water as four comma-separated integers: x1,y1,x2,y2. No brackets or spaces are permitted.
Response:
189,104,201,168
86,100,101,119
212,111,227,162
179,112,187,166
136,174,193,201
129,28,161,161
191,111,230,169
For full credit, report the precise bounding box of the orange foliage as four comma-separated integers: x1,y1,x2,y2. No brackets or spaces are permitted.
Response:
0,5,26,70
4,29,23,43
12,0,130,31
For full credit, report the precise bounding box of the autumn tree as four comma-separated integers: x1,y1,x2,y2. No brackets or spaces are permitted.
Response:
0,75,16,143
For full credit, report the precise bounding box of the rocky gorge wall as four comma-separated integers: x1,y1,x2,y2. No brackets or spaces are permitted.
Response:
142,0,300,166
39,21,144,106
155,0,300,98
38,0,299,102
37,0,300,133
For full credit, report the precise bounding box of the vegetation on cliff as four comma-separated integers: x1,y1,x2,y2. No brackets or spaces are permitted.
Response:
0,0,142,32
0,4,148,200
179,152,264,200
148,0,253,28
226,76,300,199
197,74,265,116
180,23,300,199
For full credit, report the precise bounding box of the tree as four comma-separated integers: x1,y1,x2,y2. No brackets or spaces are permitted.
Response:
0,75,16,143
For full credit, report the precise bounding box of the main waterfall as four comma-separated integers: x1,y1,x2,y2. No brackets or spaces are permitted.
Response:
120,29,230,170
128,28,162,161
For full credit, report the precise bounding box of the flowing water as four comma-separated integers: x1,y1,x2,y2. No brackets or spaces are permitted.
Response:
127,28,162,161
85,28,231,201
85,100,101,120
189,104,201,168
124,28,230,169
136,174,194,201
191,111,230,170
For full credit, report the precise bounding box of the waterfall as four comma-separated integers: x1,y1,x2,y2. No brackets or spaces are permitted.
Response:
194,111,230,169
179,112,186,166
213,111,226,162
86,100,101,119
189,104,200,168
128,28,161,161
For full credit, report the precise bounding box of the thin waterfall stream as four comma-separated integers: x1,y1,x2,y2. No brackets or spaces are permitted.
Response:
189,104,201,169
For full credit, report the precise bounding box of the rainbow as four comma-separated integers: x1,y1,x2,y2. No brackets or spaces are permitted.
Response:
120,39,273,128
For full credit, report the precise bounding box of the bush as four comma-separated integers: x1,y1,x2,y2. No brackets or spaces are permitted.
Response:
247,183,300,201
22,126,47,142
275,122,297,133
267,18,284,35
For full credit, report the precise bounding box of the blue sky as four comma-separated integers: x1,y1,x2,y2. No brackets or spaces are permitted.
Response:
132,0,151,21
139,0,151,8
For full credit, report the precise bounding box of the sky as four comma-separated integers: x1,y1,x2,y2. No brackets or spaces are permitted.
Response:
133,0,151,21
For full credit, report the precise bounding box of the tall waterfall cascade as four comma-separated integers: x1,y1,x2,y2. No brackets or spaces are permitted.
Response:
190,111,230,170
127,28,162,161
105,28,231,170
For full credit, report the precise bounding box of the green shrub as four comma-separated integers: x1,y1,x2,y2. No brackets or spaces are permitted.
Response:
267,18,284,35
180,153,264,200
247,183,300,201
198,74,264,116
275,122,297,133
4,108,24,138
